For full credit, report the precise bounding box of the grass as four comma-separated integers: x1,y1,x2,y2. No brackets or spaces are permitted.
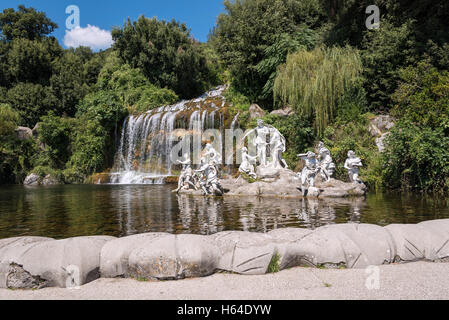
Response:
267,253,281,273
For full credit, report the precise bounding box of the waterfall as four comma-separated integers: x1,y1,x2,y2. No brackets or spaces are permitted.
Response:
110,86,229,184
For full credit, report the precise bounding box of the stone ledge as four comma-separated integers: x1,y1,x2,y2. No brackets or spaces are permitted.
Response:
0,219,448,289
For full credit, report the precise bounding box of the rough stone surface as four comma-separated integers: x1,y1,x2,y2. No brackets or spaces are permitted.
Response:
15,127,33,140
0,236,115,289
100,233,169,278
211,231,276,275
221,173,366,199
42,175,60,186
249,104,266,120
127,234,220,280
291,224,396,269
1,219,449,289
23,174,40,186
270,106,295,118
386,220,449,262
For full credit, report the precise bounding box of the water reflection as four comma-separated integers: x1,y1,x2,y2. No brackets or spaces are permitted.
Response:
0,185,447,239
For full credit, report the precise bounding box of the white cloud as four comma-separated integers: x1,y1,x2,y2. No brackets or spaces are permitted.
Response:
64,25,113,51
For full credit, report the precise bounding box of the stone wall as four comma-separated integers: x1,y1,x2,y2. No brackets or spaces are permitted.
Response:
1,219,448,289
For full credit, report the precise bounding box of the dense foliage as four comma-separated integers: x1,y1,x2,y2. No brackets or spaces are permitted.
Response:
112,16,216,99
0,2,448,194
273,46,363,134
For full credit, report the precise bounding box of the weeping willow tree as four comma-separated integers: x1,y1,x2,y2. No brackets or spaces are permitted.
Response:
273,46,363,134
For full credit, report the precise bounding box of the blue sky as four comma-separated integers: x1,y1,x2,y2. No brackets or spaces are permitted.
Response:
1,0,225,49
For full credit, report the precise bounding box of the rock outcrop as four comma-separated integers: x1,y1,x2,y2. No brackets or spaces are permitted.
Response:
1,219,448,289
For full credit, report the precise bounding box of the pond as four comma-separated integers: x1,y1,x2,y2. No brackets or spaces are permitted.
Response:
0,185,448,239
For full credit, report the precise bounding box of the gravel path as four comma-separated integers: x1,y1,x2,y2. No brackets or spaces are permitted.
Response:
1,262,448,300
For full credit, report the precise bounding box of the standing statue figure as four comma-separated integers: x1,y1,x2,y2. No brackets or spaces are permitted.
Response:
239,147,258,179
297,152,319,194
344,151,363,183
204,143,222,165
269,127,289,169
317,142,335,182
175,154,196,193
242,119,271,167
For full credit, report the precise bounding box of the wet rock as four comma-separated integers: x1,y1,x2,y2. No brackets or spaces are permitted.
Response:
0,236,115,289
249,104,266,120
42,175,60,186
316,179,367,198
23,174,40,186
127,234,219,280
211,231,276,275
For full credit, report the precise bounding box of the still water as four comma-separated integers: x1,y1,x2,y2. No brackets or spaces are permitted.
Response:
0,185,448,239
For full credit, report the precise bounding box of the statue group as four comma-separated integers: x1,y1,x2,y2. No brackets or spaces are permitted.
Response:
175,119,364,197
239,119,288,178
175,144,224,196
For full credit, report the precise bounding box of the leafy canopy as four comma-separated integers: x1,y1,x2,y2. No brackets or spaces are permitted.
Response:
273,46,363,134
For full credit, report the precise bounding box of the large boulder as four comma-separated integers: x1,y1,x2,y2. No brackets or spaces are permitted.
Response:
101,234,220,280
0,236,115,289
288,224,396,269
23,174,40,186
386,219,449,262
211,231,276,275
15,127,33,140
249,104,266,120
270,106,295,118
100,233,172,278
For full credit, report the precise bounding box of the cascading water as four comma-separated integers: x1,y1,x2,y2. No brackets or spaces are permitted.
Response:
110,86,232,184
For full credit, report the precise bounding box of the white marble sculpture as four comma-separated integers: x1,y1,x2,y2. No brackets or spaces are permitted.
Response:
297,151,319,193
344,150,363,183
242,119,288,170
242,119,270,167
239,147,258,179
175,154,196,193
204,143,222,165
269,127,289,169
195,159,223,196
317,142,335,182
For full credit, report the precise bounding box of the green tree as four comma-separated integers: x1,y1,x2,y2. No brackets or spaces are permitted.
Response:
112,16,212,99
37,113,74,169
0,5,57,41
7,37,62,85
273,46,363,134
0,103,19,136
211,0,325,103
50,51,90,116
6,83,57,127
382,63,449,192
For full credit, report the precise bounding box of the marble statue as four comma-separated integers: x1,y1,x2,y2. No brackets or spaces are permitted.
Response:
239,147,258,179
317,142,335,182
195,159,224,196
297,151,319,193
175,154,197,193
269,127,289,169
242,119,270,167
242,119,288,169
204,143,222,165
344,150,363,183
